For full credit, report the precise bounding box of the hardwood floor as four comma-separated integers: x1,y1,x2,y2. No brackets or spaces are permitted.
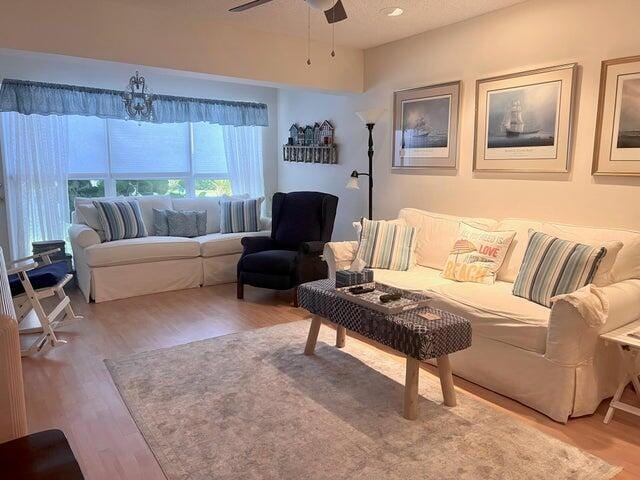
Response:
20,284,640,479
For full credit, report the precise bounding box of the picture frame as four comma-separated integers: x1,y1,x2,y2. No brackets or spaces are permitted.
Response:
473,63,577,173
392,81,460,169
592,55,640,176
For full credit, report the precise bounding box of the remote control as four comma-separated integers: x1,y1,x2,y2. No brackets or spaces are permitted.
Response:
379,293,402,303
348,285,375,295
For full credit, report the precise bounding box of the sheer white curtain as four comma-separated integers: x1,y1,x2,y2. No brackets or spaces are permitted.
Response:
222,125,264,198
1,113,70,259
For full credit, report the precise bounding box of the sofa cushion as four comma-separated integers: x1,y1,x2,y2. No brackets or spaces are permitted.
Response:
428,281,550,354
372,265,455,291
134,196,173,236
173,194,249,234
398,208,497,270
198,230,271,258
241,250,297,275
85,236,200,267
495,219,546,282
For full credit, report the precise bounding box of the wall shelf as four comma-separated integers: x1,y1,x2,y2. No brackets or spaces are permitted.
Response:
283,144,338,164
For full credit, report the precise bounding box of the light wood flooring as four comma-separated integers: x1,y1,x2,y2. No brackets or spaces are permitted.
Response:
20,284,640,479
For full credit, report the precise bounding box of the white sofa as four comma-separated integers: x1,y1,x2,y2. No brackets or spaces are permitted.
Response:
323,208,640,423
69,195,270,303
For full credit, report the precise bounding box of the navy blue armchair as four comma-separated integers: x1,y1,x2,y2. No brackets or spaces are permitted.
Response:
237,191,338,305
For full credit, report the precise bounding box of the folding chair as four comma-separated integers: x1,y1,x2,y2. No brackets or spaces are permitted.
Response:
4,248,82,356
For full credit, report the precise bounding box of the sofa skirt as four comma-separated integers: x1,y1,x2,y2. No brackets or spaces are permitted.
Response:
91,258,203,303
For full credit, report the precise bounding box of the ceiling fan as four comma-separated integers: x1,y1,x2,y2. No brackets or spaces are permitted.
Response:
229,0,348,24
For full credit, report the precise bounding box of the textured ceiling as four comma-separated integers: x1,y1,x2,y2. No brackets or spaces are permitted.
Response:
106,0,528,49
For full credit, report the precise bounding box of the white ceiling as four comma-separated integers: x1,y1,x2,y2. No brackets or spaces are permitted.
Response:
108,0,528,50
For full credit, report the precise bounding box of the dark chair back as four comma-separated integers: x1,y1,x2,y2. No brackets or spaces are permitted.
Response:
271,191,338,250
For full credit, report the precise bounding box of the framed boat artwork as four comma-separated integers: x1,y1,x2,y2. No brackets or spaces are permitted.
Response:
473,63,577,173
593,55,640,176
392,81,460,169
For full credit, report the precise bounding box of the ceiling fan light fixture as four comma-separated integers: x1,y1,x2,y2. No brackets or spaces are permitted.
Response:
380,7,404,17
306,0,336,10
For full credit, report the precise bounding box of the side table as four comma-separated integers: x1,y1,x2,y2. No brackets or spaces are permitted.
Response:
601,320,640,424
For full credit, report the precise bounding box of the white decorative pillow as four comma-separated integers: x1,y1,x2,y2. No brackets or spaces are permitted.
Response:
352,218,417,271
442,223,516,284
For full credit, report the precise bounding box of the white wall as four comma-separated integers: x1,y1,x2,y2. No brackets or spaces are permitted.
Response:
279,0,640,240
0,50,279,256
277,89,365,241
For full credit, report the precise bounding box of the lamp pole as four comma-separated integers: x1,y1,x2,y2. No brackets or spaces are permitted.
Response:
366,123,374,220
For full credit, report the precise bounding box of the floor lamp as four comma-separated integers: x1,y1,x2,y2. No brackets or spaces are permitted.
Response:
347,108,386,220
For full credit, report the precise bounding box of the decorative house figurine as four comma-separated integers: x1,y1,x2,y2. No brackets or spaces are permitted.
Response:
320,120,334,145
313,123,321,145
304,125,314,145
288,124,299,145
283,119,338,165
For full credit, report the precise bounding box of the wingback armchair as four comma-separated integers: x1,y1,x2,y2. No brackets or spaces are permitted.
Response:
237,191,338,304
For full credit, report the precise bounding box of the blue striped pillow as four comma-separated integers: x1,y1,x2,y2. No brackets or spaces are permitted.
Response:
219,197,263,234
353,218,417,271
512,230,607,307
93,200,148,242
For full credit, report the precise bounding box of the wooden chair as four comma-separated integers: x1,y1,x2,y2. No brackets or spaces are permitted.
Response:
4,248,82,356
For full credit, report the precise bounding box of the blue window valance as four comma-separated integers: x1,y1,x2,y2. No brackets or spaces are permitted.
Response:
0,79,269,127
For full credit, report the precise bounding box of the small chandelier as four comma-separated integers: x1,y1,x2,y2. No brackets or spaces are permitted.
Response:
123,71,153,121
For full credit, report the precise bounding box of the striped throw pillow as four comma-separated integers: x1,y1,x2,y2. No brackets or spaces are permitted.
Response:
513,230,607,307
93,200,148,242
219,197,263,234
353,218,417,271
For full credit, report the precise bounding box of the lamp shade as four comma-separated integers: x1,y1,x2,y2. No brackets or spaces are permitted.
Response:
355,108,386,125
346,175,360,189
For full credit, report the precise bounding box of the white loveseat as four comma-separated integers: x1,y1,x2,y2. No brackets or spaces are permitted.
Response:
323,208,640,422
69,195,270,303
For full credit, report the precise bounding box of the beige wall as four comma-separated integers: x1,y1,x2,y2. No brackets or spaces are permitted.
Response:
360,0,640,232
0,0,363,93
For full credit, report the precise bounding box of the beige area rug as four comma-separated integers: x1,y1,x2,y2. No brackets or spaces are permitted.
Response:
106,321,620,480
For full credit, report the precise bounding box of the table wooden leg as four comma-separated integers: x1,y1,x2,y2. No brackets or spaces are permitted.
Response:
336,325,346,348
437,354,457,407
404,356,419,420
304,316,322,356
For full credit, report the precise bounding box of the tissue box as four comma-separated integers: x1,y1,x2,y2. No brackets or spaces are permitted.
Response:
335,269,374,288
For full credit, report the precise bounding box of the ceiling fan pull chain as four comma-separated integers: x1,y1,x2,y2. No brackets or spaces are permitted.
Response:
331,11,335,58
307,5,312,66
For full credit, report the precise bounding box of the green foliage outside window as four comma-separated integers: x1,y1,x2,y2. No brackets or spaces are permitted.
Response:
195,179,232,197
115,179,186,197
67,179,105,213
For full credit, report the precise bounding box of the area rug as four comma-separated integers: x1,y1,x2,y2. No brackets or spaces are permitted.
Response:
106,321,620,480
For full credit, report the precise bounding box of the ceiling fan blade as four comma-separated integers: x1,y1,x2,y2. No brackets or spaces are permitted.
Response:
324,0,347,24
229,0,274,12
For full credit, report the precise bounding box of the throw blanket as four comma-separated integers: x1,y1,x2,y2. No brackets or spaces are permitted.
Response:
551,284,609,327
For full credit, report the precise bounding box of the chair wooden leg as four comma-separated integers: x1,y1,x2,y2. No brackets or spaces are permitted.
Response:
237,282,244,300
304,316,322,355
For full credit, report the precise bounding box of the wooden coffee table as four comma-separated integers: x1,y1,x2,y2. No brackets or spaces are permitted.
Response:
298,280,472,420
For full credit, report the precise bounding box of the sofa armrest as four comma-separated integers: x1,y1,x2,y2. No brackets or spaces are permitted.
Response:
323,241,359,278
260,216,272,231
545,279,640,366
300,241,325,255
240,236,278,255
68,223,101,249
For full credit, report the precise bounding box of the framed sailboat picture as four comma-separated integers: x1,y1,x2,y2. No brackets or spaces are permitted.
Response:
593,55,640,176
392,81,460,169
474,63,577,172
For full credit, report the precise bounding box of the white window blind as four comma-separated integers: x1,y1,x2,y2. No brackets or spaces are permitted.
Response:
192,122,228,176
67,115,109,176
108,120,190,175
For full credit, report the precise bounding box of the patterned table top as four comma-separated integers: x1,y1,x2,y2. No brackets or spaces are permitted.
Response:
298,279,472,361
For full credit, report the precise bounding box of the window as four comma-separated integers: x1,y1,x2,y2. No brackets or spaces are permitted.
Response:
66,118,244,211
